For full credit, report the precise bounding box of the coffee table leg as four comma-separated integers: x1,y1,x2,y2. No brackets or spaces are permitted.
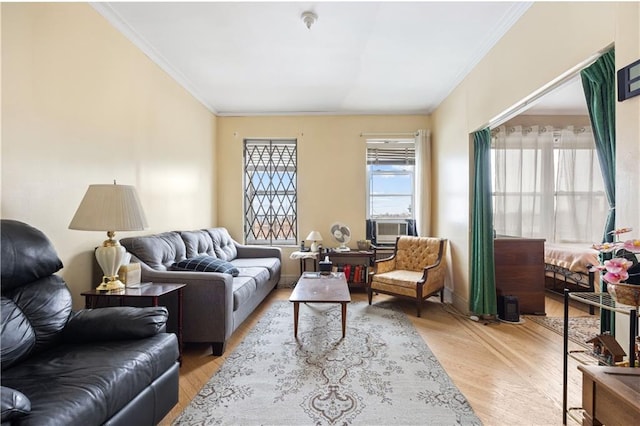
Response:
341,302,347,338
293,302,299,338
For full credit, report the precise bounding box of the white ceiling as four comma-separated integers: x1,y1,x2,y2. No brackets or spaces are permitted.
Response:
93,2,583,116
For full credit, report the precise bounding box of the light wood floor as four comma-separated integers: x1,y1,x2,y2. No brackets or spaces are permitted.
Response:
160,289,595,425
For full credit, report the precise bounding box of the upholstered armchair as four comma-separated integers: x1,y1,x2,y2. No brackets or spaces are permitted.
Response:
367,236,447,317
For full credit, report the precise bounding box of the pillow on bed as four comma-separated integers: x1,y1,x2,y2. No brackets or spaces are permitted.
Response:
172,256,239,276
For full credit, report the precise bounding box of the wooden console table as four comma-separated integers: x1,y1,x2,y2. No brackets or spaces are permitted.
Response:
578,365,640,425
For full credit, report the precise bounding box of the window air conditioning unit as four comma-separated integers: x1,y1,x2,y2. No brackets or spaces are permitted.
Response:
375,220,409,245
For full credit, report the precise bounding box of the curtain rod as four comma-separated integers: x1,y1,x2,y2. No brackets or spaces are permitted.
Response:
486,46,610,129
360,132,417,137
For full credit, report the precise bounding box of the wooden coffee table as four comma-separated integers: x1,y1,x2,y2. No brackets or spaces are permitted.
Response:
289,272,351,338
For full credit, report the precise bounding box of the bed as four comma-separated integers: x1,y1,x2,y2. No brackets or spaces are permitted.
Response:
544,243,599,313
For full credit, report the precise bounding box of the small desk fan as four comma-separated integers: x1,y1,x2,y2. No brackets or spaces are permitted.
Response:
330,222,351,252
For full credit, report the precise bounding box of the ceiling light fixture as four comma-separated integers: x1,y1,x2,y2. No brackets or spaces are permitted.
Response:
301,11,317,30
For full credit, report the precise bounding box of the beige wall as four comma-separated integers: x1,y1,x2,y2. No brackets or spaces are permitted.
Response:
216,115,429,284
1,3,217,309
432,1,640,313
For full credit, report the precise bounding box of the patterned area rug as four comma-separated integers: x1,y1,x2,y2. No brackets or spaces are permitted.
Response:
525,315,600,349
174,301,481,425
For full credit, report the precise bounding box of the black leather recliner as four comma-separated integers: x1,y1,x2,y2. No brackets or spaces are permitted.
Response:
1,220,179,425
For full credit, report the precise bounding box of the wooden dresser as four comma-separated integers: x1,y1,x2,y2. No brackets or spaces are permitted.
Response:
494,236,546,315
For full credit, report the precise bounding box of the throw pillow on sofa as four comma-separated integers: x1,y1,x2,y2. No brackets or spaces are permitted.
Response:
172,256,239,276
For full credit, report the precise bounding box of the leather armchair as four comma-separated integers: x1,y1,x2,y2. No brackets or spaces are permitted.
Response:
367,236,447,317
1,220,179,425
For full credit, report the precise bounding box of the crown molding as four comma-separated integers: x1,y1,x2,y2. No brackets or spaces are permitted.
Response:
90,2,219,114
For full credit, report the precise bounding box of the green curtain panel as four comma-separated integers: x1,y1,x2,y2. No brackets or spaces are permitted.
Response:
581,48,616,244
581,48,616,334
470,128,497,316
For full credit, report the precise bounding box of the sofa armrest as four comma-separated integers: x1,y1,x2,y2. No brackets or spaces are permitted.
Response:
235,244,282,260
1,386,31,422
133,260,235,344
62,306,168,343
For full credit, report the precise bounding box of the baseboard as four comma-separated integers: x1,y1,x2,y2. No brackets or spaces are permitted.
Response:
449,289,471,316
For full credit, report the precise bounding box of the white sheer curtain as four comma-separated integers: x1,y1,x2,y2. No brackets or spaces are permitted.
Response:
414,129,430,236
492,124,606,243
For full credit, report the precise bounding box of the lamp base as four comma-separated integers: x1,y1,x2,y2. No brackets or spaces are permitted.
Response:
97,276,125,292
95,237,127,292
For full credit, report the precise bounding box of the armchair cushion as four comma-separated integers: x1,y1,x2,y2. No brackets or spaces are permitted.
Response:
1,386,31,422
372,270,424,288
172,255,240,276
62,306,169,343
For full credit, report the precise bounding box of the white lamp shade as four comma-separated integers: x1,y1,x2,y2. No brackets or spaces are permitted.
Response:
306,230,323,252
69,184,148,232
306,231,323,242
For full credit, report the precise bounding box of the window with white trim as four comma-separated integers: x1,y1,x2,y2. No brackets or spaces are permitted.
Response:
243,139,297,245
366,139,415,220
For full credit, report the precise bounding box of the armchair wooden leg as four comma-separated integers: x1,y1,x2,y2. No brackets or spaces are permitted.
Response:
367,286,373,305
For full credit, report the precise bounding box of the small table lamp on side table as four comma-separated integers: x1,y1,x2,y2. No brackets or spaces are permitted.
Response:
306,230,323,253
69,182,148,292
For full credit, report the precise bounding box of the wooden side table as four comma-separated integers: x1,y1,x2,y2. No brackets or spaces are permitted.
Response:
322,250,375,288
289,250,319,273
81,283,185,363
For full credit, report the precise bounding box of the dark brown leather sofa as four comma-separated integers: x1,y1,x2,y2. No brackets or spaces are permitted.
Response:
1,220,179,425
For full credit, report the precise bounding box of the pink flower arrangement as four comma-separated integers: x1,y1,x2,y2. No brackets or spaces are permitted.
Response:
590,227,640,285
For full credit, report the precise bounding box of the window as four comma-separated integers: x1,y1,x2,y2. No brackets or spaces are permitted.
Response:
243,139,297,245
491,125,606,243
366,140,415,219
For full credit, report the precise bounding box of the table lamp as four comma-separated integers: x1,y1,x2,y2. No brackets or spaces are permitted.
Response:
306,231,323,252
69,182,148,291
